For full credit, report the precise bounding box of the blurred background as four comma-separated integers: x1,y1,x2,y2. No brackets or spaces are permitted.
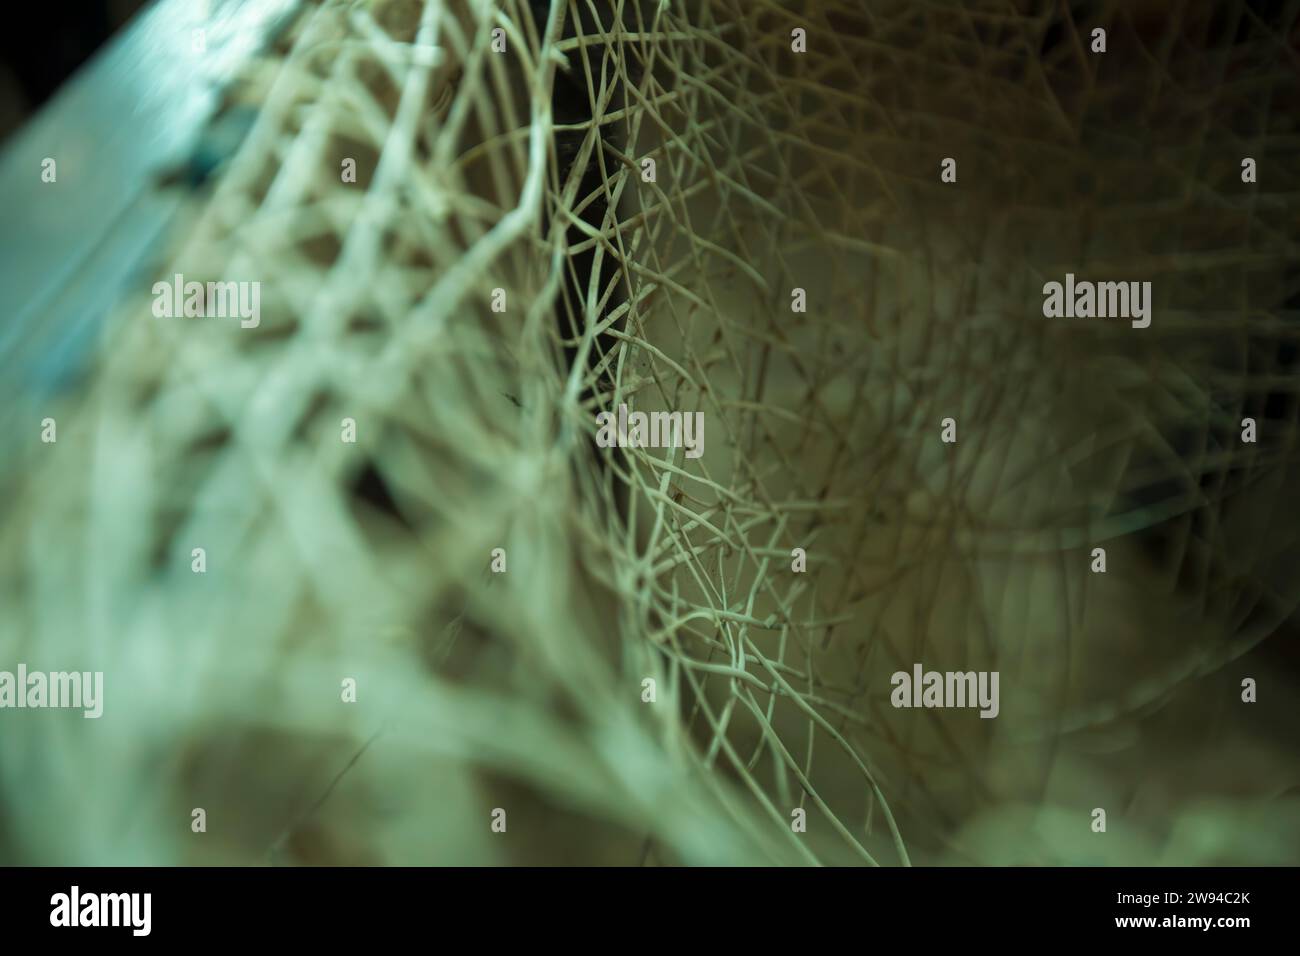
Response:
0,2,148,142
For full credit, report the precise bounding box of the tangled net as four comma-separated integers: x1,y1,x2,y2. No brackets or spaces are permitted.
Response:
2,0,1298,865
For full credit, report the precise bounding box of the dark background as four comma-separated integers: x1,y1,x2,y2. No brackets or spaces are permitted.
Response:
0,1,148,143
